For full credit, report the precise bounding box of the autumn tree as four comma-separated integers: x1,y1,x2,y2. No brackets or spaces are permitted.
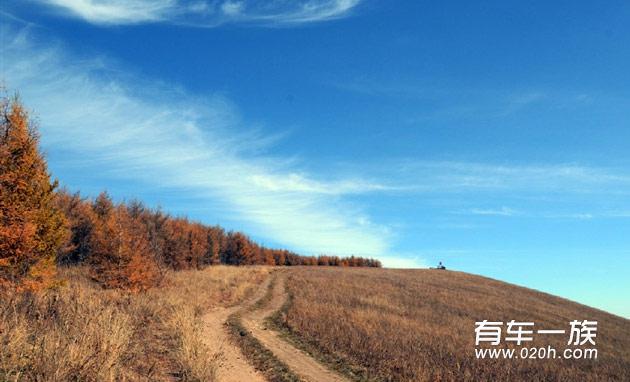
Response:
187,222,208,270
262,247,276,266
0,96,67,290
223,232,254,265
93,191,114,220
89,195,158,291
55,189,95,265
164,218,189,270
204,226,225,265
273,250,287,266
138,207,170,280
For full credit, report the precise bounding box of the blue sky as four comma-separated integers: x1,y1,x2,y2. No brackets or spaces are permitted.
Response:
1,1,629,317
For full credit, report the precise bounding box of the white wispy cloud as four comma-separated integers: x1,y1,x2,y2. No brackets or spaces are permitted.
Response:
36,0,173,24
456,209,630,220
542,212,630,220
220,1,242,16
468,207,518,217
386,161,630,194
1,24,389,256
250,173,396,195
34,0,362,26
548,213,594,220
499,91,547,116
379,255,428,269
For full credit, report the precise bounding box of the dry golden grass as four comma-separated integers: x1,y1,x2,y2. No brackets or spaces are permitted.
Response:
152,266,271,381
281,267,630,382
0,280,133,381
0,265,270,381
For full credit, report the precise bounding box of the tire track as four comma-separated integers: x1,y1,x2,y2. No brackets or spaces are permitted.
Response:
242,273,348,382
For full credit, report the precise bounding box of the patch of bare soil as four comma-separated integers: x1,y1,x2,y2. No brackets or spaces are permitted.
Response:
201,279,270,382
241,274,348,382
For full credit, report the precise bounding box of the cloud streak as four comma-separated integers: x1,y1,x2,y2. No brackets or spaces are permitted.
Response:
1,24,389,256
34,0,362,26
385,161,630,194
467,207,519,217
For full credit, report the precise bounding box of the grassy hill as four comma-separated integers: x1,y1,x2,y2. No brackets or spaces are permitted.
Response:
3,266,628,381
277,267,630,381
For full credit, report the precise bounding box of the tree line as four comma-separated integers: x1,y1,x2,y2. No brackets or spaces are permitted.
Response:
1,96,381,292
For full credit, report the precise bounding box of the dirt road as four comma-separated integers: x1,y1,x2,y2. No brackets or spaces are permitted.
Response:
202,271,348,382
241,273,348,382
201,278,269,382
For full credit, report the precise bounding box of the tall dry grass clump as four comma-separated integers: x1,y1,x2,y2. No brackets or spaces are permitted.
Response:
0,274,133,381
168,304,218,381
0,265,270,381
281,267,630,382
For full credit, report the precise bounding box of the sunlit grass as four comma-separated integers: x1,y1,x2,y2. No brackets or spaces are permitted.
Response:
0,265,270,381
281,267,630,381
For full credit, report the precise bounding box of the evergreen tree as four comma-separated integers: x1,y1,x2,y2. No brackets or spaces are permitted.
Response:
55,189,96,264
224,232,254,265
0,96,67,290
90,201,158,291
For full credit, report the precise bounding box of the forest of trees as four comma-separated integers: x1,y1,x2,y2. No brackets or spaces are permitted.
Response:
0,96,381,292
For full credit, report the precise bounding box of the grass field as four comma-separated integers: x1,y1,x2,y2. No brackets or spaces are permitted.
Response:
279,267,630,382
0,266,269,381
3,266,628,381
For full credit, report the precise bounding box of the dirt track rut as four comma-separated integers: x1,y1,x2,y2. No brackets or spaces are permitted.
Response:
241,273,348,382
200,278,269,382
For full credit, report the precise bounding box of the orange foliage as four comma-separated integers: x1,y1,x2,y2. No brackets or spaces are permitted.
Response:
224,232,255,265
55,189,96,264
54,190,381,293
1,95,380,294
205,226,225,265
164,218,190,270
187,222,208,270
0,96,67,291
89,195,159,292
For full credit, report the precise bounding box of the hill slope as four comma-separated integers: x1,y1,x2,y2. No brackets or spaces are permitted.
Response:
276,267,630,381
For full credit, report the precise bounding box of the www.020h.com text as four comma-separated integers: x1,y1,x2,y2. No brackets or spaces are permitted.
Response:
475,346,598,360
